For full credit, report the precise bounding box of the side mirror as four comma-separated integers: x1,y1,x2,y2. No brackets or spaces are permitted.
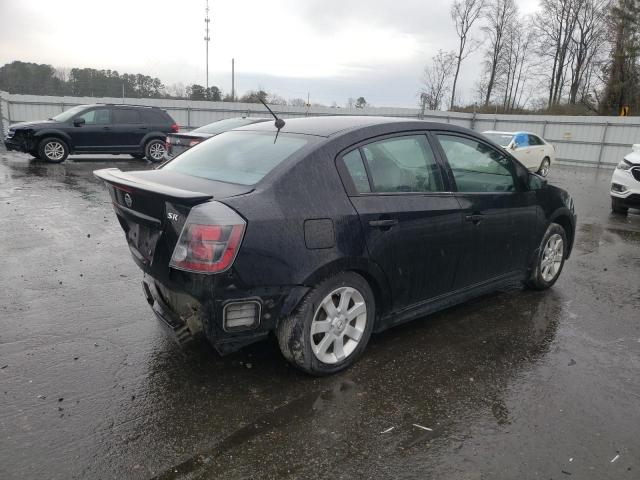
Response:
73,118,85,127
528,172,547,190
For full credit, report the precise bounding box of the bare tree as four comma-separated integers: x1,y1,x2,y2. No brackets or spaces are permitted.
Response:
288,97,307,107
420,50,457,110
534,0,583,106
481,0,518,105
568,0,611,104
450,0,486,109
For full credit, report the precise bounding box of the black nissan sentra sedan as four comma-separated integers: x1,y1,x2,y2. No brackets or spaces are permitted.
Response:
94,116,576,375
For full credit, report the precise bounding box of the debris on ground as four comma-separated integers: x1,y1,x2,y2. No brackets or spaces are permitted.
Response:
380,427,394,434
611,454,620,463
412,424,433,432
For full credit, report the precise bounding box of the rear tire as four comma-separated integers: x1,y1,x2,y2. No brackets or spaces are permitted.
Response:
538,157,550,177
144,139,166,163
38,137,69,163
277,272,375,376
611,197,628,215
525,223,567,290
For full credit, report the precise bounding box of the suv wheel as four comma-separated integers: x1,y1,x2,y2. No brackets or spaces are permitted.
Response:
525,223,567,290
611,197,628,215
39,138,69,163
277,272,375,375
145,139,166,162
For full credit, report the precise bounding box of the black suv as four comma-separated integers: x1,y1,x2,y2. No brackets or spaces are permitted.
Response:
4,104,178,163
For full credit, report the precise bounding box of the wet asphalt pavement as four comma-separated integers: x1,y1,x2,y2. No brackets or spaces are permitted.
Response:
0,150,639,480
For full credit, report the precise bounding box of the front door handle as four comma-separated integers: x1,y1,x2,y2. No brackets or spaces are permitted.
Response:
465,214,484,225
369,219,398,229
102,126,111,130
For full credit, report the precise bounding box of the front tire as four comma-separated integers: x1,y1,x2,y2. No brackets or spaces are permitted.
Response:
538,157,550,177
38,138,69,163
144,139,166,163
525,223,567,290
611,197,628,215
277,272,375,375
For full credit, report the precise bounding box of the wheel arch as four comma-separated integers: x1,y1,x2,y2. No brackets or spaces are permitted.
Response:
34,130,73,150
285,257,392,325
549,209,575,258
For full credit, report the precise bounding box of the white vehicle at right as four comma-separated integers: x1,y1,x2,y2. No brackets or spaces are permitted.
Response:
611,144,640,215
483,131,556,176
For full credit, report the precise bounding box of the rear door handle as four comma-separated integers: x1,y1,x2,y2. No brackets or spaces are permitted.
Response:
369,219,398,229
138,126,148,130
465,214,484,225
102,126,111,130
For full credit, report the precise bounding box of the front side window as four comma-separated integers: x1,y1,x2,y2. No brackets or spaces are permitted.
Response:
437,134,516,193
359,135,443,193
162,131,311,185
77,108,111,125
113,109,142,124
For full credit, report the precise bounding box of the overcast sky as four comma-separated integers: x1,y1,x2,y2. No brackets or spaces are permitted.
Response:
0,0,541,107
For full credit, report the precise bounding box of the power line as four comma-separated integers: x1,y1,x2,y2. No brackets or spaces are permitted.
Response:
204,0,211,90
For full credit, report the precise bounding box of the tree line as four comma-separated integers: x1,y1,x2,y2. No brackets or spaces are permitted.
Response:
0,61,371,108
420,0,640,115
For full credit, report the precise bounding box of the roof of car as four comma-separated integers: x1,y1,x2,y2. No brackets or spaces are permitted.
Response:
483,130,535,136
234,115,461,137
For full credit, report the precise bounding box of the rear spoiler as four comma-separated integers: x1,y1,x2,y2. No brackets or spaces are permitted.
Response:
93,168,213,204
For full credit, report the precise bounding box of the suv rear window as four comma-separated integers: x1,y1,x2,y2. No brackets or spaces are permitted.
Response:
162,131,311,185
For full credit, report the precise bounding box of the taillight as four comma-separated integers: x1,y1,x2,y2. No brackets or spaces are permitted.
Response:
170,202,246,274
188,140,200,147
170,123,179,133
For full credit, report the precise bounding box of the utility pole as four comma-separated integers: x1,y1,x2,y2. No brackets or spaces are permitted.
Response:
231,58,235,101
204,0,211,90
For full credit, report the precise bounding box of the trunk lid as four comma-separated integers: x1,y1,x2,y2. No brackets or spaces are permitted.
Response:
94,168,251,280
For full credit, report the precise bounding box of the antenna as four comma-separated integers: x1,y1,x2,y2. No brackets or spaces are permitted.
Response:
204,0,211,90
258,98,286,143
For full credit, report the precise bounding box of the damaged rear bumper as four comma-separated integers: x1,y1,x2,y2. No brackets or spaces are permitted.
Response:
141,273,308,355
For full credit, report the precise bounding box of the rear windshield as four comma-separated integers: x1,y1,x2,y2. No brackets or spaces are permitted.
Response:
193,117,263,135
483,132,514,147
162,131,311,185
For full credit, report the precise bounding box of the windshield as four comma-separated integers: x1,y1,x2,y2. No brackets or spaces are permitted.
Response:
483,132,514,147
162,131,312,185
51,105,90,122
192,117,265,135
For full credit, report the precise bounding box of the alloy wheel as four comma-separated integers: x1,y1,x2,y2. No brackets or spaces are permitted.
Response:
44,141,65,161
310,286,367,364
541,233,563,282
149,142,166,161
539,159,550,177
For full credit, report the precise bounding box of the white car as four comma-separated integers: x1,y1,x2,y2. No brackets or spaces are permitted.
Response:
483,131,556,176
610,144,640,215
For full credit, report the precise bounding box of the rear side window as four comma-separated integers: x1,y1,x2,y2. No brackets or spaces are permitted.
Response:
528,134,544,146
140,109,168,124
360,135,443,193
436,134,516,193
113,109,142,124
162,131,311,185
343,150,371,193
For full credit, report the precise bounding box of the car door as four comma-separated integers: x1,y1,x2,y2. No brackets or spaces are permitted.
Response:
527,134,546,170
433,133,537,289
338,133,463,313
112,108,145,150
70,107,115,151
